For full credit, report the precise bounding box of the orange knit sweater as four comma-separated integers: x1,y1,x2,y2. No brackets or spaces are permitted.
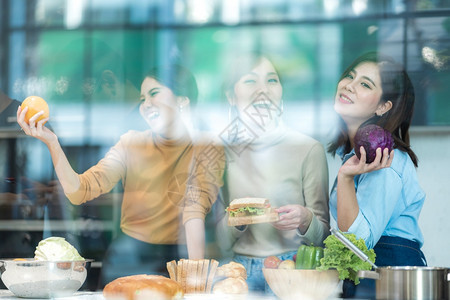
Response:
66,129,224,244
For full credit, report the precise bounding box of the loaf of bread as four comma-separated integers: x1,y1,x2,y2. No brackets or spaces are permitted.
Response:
215,261,247,279
103,274,183,300
213,261,248,295
212,277,249,294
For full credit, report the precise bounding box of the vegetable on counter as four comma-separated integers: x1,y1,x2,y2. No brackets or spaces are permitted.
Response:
295,244,324,269
34,237,85,261
318,232,375,284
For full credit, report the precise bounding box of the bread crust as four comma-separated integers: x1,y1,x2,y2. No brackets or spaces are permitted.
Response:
229,197,269,209
216,261,247,279
103,274,183,300
212,277,249,294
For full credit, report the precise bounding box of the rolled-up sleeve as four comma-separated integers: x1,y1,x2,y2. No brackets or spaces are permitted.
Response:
296,210,328,247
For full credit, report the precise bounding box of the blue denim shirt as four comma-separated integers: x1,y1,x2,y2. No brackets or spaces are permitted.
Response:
330,147,425,249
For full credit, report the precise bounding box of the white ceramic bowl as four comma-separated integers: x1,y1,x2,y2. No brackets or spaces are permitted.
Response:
263,268,340,300
0,259,92,298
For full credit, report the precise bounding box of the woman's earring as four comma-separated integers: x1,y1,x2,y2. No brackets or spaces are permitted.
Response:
177,96,189,113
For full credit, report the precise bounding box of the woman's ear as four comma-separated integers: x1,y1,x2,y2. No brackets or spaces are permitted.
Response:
376,100,393,116
177,97,190,113
177,96,190,107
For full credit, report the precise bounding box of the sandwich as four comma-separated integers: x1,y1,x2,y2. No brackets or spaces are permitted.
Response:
226,197,279,226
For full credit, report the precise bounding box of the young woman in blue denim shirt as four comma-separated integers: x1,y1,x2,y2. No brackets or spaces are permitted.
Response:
328,52,427,298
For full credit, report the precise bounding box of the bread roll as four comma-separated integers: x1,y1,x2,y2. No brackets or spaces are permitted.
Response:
212,277,248,294
216,261,247,279
103,274,183,300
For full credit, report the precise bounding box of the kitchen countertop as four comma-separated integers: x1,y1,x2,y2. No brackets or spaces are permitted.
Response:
0,289,364,300
0,290,104,299
0,290,279,299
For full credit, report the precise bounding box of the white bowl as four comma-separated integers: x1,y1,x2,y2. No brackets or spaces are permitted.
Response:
263,268,340,300
0,259,92,298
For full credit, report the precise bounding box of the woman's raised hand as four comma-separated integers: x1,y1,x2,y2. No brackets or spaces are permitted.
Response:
339,146,394,178
17,106,57,145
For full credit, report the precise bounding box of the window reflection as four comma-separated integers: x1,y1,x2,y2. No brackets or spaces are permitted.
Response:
1,0,450,292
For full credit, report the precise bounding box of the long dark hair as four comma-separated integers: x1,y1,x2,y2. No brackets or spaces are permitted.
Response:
145,64,198,106
328,52,418,167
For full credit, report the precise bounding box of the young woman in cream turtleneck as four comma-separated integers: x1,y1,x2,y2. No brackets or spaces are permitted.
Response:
216,53,330,294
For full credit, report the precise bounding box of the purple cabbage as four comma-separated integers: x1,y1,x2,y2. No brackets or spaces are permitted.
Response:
354,124,394,163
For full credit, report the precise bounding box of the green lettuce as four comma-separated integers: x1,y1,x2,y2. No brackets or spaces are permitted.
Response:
227,206,266,217
317,232,375,284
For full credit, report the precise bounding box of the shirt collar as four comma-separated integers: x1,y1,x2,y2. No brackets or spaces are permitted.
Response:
337,145,356,163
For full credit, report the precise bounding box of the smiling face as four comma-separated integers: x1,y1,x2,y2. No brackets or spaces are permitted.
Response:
334,62,386,129
228,57,283,130
139,76,181,136
231,57,283,110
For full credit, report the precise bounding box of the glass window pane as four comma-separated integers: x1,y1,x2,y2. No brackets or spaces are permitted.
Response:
34,0,87,28
34,0,66,26
9,32,26,100
407,16,450,125
2,1,450,287
37,31,85,103
414,0,450,11
89,0,129,25
9,0,26,28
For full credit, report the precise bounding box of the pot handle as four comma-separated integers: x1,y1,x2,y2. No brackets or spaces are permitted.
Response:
357,270,380,280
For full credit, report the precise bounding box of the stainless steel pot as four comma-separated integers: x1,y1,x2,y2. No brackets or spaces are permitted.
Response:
358,266,450,300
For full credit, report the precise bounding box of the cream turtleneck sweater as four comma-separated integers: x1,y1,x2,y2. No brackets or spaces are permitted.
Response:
217,122,330,257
